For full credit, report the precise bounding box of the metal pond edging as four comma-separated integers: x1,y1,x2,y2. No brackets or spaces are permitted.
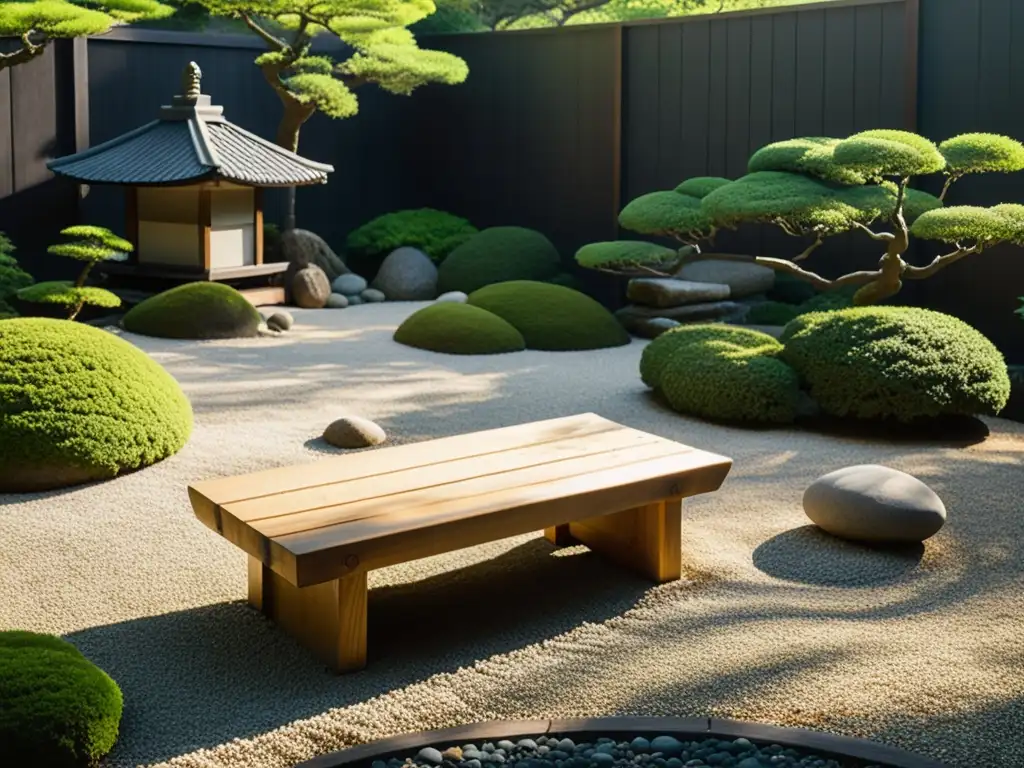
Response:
295,717,948,768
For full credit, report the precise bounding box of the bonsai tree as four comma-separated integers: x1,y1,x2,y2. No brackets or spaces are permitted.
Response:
17,226,129,321
0,233,33,318
0,0,174,70
699,130,1024,304
575,176,730,275
195,0,469,230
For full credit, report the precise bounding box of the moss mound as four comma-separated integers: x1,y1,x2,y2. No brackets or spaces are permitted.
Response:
781,306,1010,421
468,280,629,351
642,324,799,423
0,318,193,491
747,285,857,325
394,302,525,355
346,208,477,265
122,282,261,339
0,631,123,767
437,227,562,295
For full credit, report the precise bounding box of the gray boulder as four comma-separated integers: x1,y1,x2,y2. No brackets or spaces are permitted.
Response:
323,416,386,449
615,300,743,324
360,288,386,303
291,265,331,309
677,258,775,298
372,247,438,301
333,273,367,295
622,316,681,339
626,278,730,308
266,310,294,331
326,293,350,308
803,464,947,544
280,229,349,281
346,295,364,306
435,291,469,304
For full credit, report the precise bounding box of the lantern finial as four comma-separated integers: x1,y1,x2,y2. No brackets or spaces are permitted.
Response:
182,62,202,101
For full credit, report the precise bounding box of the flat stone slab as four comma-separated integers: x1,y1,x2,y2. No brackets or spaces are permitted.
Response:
620,316,681,339
676,259,775,299
803,464,947,544
615,300,743,323
626,278,731,308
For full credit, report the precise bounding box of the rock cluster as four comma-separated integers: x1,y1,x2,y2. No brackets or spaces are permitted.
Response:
327,274,387,309
377,734,873,768
615,261,776,338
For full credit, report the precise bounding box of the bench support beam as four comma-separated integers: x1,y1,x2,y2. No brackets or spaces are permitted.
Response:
545,499,683,583
248,556,368,673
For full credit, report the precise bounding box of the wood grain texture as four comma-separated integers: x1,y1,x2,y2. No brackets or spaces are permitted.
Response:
567,500,683,583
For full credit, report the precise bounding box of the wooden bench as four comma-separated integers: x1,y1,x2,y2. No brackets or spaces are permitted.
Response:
187,413,732,672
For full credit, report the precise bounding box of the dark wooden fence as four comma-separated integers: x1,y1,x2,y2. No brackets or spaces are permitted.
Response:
1,0,1022,357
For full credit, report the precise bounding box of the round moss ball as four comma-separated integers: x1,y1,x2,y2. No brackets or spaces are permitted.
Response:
467,280,630,351
0,631,123,767
436,227,562,295
0,318,193,492
781,306,1010,421
394,302,526,355
122,282,261,339
640,323,777,389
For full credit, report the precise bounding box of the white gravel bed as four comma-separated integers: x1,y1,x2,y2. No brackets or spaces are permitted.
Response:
0,303,1021,768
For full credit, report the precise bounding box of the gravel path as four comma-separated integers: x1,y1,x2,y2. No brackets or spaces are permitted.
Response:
1,304,1021,768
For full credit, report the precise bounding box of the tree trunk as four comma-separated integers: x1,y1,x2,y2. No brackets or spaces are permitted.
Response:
275,100,316,232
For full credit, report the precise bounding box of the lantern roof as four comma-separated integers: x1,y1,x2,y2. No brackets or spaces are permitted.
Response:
47,62,333,187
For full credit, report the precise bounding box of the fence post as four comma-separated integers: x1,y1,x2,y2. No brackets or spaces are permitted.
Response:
53,36,89,215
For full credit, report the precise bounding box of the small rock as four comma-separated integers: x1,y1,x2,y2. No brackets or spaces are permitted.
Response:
736,759,763,768
326,293,350,308
442,748,463,761
489,755,506,764
615,300,745,324
548,751,569,760
665,759,683,768
333,273,368,294
595,744,616,755
627,277,731,307
482,744,496,753
463,745,479,753
536,746,550,755
322,415,386,449
497,741,516,752
650,738,684,757
361,288,386,303
622,316,682,339
803,464,947,543
417,748,443,766
465,761,483,768
372,761,387,768
630,738,651,754
435,291,469,304
372,246,439,300
593,755,614,767
464,750,484,761
346,295,364,306
291,264,331,309
676,258,775,298
281,228,350,281
266,310,294,332
517,740,538,751
556,740,575,752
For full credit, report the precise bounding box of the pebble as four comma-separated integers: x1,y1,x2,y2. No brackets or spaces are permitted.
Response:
650,738,684,757
518,740,538,751
556,739,575,752
592,755,614,767
630,738,651,754
443,748,463,761
498,741,516,751
417,747,443,765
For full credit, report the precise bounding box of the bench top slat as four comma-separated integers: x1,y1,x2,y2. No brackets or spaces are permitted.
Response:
189,412,617,506
226,424,669,525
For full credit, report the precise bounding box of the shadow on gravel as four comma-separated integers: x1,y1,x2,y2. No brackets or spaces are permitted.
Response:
752,526,926,587
64,537,657,767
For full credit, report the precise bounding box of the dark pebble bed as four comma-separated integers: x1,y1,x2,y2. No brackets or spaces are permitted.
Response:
370,735,886,768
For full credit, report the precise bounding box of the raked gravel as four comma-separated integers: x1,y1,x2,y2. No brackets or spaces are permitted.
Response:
0,303,1021,768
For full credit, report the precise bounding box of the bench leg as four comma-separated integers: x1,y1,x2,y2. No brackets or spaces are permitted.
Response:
564,499,683,583
247,556,368,673
544,523,579,546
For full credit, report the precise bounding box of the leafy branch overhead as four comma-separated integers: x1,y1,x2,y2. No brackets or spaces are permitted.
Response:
0,0,175,70
577,130,1024,306
196,0,468,150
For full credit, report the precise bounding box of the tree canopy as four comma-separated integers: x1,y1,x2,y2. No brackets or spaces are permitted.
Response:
0,0,175,70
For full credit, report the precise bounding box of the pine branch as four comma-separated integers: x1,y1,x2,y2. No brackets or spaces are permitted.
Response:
851,220,896,242
902,245,980,280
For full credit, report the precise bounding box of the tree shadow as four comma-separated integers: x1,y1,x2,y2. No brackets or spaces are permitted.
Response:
752,526,926,588
65,537,656,767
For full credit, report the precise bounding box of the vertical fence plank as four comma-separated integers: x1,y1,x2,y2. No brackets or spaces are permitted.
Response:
794,10,826,135
679,20,711,180
0,68,12,199
853,5,883,130
724,17,751,180
823,6,857,136
657,24,683,189
769,12,797,141
707,19,729,176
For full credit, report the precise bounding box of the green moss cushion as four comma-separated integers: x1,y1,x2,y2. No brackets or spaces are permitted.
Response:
0,318,193,492
642,324,799,423
468,280,630,351
437,227,562,295
346,208,477,264
394,303,526,355
781,306,1010,421
122,283,261,340
0,631,123,767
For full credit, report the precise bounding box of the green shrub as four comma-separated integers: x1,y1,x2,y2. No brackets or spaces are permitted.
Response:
122,282,261,339
0,632,123,767
747,137,867,185
0,234,32,318
747,286,857,326
780,306,1010,421
834,129,946,177
939,133,1024,175
346,208,477,264
673,176,732,198
643,325,800,423
640,324,780,389
574,241,679,273
468,280,629,351
0,318,193,491
746,301,801,326
437,227,562,295
618,190,712,236
767,273,818,305
393,302,525,355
